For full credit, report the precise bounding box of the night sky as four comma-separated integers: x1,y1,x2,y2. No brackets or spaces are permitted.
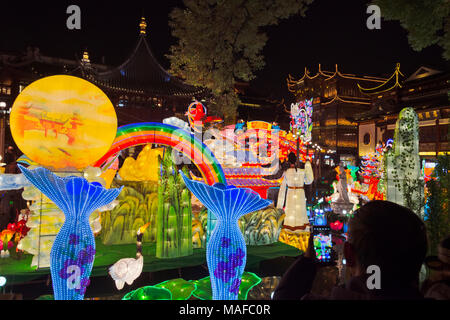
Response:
1,0,448,102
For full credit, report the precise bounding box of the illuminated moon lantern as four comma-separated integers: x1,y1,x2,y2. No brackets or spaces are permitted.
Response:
10,75,117,170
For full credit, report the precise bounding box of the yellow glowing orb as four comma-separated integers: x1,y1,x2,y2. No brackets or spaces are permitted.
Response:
10,75,117,170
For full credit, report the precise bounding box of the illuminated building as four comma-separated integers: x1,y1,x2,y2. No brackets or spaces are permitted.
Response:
352,64,450,159
0,17,206,158
287,63,450,163
287,64,387,165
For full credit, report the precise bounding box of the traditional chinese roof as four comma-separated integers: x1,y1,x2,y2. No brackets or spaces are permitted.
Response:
357,63,404,95
405,66,442,82
82,17,206,98
0,47,90,80
287,64,387,93
351,65,450,122
287,64,388,106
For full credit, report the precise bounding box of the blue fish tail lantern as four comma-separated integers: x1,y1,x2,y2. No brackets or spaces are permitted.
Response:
180,172,271,300
19,165,122,300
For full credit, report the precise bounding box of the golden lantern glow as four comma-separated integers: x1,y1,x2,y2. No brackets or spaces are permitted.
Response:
279,229,310,252
81,51,90,64
10,75,118,170
139,17,147,35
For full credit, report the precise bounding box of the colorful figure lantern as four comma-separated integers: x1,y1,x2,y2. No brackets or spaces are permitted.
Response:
232,121,312,164
271,122,280,133
349,143,388,202
180,172,271,300
186,100,207,131
18,165,122,300
422,160,436,183
290,99,313,142
234,121,246,135
186,100,222,132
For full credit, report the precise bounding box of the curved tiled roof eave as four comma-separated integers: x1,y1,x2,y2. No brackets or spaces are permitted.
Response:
84,34,205,97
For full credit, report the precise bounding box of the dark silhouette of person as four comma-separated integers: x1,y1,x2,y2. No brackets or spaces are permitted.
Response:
421,235,450,300
4,146,19,174
4,146,16,164
273,200,428,300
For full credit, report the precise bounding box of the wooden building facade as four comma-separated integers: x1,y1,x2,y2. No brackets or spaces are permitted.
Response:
287,63,450,164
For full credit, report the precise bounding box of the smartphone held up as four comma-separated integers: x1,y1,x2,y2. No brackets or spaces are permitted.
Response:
312,226,332,263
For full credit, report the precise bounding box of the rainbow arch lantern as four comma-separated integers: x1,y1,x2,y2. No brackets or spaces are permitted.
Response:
94,122,226,186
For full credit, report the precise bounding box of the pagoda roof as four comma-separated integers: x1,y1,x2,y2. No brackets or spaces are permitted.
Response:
357,63,404,95
405,66,443,82
351,67,450,122
287,64,387,93
82,19,206,98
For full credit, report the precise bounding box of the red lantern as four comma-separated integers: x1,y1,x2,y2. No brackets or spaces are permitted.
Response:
330,220,343,231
